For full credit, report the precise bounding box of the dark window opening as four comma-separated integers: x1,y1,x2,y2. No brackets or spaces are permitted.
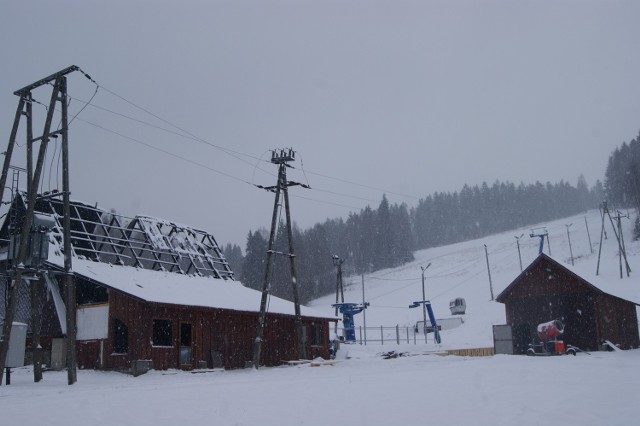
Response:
179,323,192,365
310,322,323,346
76,280,108,306
152,319,173,346
113,319,128,354
180,323,192,347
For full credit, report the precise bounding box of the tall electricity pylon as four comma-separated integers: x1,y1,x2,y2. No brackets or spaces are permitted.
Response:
0,66,78,385
252,149,309,368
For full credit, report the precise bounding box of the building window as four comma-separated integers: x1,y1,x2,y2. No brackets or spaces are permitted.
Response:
152,319,173,346
113,319,128,354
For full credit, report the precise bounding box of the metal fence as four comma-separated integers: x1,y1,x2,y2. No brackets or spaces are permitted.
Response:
335,325,437,345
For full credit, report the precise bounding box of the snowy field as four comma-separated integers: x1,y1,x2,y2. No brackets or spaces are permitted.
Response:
2,348,639,426
1,208,639,425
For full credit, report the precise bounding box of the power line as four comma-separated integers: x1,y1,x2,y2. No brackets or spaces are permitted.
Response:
73,116,370,213
302,169,422,200
62,95,392,208
32,71,424,215
288,193,363,211
65,93,274,176
67,77,424,204
75,117,255,187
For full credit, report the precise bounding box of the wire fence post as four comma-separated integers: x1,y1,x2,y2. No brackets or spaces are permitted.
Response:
406,327,409,344
380,326,384,345
359,326,362,345
396,325,400,345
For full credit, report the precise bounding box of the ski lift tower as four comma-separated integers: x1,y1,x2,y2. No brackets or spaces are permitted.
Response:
331,302,369,342
530,227,550,256
409,300,441,344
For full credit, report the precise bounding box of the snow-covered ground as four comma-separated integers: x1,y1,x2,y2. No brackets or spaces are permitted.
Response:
3,348,639,426
1,209,639,425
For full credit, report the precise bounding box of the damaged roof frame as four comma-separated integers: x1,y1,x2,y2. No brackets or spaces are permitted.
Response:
1,192,234,280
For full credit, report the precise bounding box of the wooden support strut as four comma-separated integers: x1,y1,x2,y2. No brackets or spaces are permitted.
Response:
1,67,79,385
0,79,62,385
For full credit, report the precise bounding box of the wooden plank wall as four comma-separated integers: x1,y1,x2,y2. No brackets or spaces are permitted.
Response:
446,347,495,357
101,290,331,371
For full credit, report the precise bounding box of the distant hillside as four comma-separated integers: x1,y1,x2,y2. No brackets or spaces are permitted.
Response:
309,208,639,350
228,177,603,304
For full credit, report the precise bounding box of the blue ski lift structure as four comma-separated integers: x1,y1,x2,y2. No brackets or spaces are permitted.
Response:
332,302,369,342
409,300,441,344
529,227,550,255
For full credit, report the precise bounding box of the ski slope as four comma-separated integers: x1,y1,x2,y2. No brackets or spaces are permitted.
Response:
309,208,640,350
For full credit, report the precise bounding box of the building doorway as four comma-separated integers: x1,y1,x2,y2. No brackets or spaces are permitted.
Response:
179,323,192,366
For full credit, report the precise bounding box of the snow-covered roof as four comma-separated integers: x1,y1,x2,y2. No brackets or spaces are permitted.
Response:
498,253,640,306
2,193,335,320
46,255,335,320
556,255,640,306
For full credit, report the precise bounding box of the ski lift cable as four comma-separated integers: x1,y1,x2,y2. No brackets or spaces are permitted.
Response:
430,268,486,301
369,276,420,282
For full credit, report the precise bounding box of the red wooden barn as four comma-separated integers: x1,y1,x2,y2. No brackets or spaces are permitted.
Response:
0,194,335,372
496,253,640,353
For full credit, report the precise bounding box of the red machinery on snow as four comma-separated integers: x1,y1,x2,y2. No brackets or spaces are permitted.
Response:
527,319,577,356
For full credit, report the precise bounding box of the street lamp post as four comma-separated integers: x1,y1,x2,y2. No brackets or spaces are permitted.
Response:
566,223,574,266
514,234,524,272
420,263,432,343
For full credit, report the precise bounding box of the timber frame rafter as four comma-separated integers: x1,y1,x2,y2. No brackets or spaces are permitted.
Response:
1,192,234,280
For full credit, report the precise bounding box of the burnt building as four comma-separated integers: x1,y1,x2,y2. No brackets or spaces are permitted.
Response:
0,193,334,372
496,253,640,353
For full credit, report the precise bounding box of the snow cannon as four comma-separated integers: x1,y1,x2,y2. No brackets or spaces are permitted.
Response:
527,319,576,356
537,319,564,341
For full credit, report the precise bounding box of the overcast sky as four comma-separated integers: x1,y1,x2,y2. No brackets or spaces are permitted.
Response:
1,1,639,248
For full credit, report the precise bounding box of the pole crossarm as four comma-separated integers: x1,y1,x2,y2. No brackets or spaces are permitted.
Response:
267,249,295,258
13,65,79,96
255,181,310,193
30,129,64,143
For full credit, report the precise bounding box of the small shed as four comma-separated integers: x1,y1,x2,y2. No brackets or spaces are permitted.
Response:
496,254,640,353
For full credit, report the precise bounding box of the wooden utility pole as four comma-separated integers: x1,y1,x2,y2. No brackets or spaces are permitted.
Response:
584,216,593,254
514,234,524,272
361,274,367,345
484,244,494,301
597,201,631,278
333,255,345,318
0,66,79,385
252,149,309,368
60,76,77,385
566,224,574,266
420,264,431,343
